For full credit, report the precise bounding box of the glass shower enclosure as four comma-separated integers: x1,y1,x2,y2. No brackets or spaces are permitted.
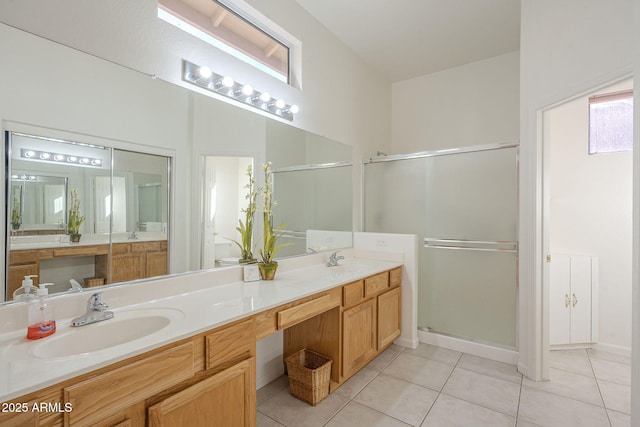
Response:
364,143,518,348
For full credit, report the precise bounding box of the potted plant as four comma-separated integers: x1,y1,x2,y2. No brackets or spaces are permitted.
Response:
11,193,21,231
230,164,258,264
67,188,85,243
258,162,290,280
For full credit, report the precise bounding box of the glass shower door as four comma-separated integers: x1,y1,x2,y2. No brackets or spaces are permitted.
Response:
364,145,518,348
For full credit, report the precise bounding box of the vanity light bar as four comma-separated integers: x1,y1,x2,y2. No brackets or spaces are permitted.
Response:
181,60,299,121
21,149,102,168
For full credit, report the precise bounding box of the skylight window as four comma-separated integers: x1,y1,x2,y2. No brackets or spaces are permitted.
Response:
589,89,633,154
158,0,290,83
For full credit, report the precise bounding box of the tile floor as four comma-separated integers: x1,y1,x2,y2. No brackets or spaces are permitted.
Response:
256,344,632,427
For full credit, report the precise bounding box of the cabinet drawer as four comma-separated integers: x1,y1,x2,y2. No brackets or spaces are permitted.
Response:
111,243,130,254
277,294,339,330
132,241,161,252
206,318,255,370
389,267,402,288
342,280,364,307
365,272,389,297
64,342,194,426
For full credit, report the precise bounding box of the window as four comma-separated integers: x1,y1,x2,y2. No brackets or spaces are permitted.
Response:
158,0,290,83
589,89,633,154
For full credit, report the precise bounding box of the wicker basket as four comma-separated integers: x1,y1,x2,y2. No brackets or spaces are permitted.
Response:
285,349,332,406
84,277,105,287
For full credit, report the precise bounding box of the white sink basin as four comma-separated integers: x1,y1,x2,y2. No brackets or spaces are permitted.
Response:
31,308,183,359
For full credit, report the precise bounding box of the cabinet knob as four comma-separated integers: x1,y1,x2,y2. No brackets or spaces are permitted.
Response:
565,294,570,308
572,293,578,307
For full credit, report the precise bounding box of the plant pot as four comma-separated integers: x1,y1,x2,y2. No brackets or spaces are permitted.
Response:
70,233,82,243
258,262,278,280
11,223,20,231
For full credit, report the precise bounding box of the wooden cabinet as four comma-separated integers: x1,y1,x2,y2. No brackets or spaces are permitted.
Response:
342,298,377,378
148,358,255,426
7,240,168,299
378,287,401,350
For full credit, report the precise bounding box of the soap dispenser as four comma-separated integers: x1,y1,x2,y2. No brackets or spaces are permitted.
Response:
27,283,56,340
13,275,38,302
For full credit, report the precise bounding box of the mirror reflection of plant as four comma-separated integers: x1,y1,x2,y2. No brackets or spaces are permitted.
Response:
67,188,85,235
259,162,291,265
231,165,259,262
11,192,21,228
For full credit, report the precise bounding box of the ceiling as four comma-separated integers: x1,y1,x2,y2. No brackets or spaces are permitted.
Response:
295,0,521,83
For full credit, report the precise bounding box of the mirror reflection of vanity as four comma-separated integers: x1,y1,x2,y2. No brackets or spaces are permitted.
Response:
0,23,354,305
5,132,170,299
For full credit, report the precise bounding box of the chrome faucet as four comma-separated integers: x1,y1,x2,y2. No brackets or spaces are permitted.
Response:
129,231,139,240
71,292,114,327
326,251,345,267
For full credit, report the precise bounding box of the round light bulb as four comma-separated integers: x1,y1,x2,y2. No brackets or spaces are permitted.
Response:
275,99,286,109
241,84,254,96
260,92,271,102
221,76,234,88
80,158,90,164
24,150,35,158
198,66,212,79
54,154,65,161
68,156,77,162
92,159,102,166
289,105,299,114
40,152,51,159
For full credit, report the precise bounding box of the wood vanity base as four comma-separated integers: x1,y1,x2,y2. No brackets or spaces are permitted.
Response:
1,266,401,426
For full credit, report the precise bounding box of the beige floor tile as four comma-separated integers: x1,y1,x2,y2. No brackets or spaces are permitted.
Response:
607,409,631,427
256,411,285,427
515,421,543,427
334,367,379,399
522,367,603,407
587,348,631,366
598,379,631,414
383,352,454,391
457,354,522,384
548,349,593,377
421,394,515,427
258,387,348,427
590,357,631,386
405,343,462,366
441,368,520,417
326,401,411,427
518,386,609,427
367,346,403,371
354,374,438,426
257,375,290,406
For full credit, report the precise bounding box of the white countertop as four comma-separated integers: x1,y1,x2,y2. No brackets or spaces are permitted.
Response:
0,255,402,401
9,232,167,251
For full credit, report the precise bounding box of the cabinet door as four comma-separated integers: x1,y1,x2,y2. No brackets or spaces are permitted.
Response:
8,263,38,300
342,299,377,378
549,254,571,345
570,256,593,344
146,251,168,278
378,287,401,350
148,357,255,427
111,253,145,283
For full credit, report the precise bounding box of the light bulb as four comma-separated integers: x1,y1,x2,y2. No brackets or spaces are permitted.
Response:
241,84,254,96
40,152,51,159
54,154,65,161
80,158,90,164
198,66,212,79
260,92,271,102
275,99,286,109
92,159,102,166
68,156,77,162
221,76,234,88
24,150,35,158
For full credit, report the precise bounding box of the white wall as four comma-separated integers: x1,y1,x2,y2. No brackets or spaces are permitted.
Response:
548,80,633,350
519,0,634,381
632,0,640,422
391,51,519,154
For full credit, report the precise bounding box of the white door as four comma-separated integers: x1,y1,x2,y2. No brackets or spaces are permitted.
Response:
549,254,571,345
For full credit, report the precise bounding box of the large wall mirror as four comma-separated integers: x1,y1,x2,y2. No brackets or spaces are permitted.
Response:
0,23,353,305
4,132,170,300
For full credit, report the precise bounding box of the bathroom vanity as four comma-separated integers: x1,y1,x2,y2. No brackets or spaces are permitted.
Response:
0,256,402,426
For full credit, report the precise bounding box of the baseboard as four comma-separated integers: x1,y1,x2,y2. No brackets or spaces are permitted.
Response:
395,336,419,350
418,329,518,365
592,342,632,358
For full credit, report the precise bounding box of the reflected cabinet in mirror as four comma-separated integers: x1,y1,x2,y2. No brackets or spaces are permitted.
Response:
4,132,170,300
